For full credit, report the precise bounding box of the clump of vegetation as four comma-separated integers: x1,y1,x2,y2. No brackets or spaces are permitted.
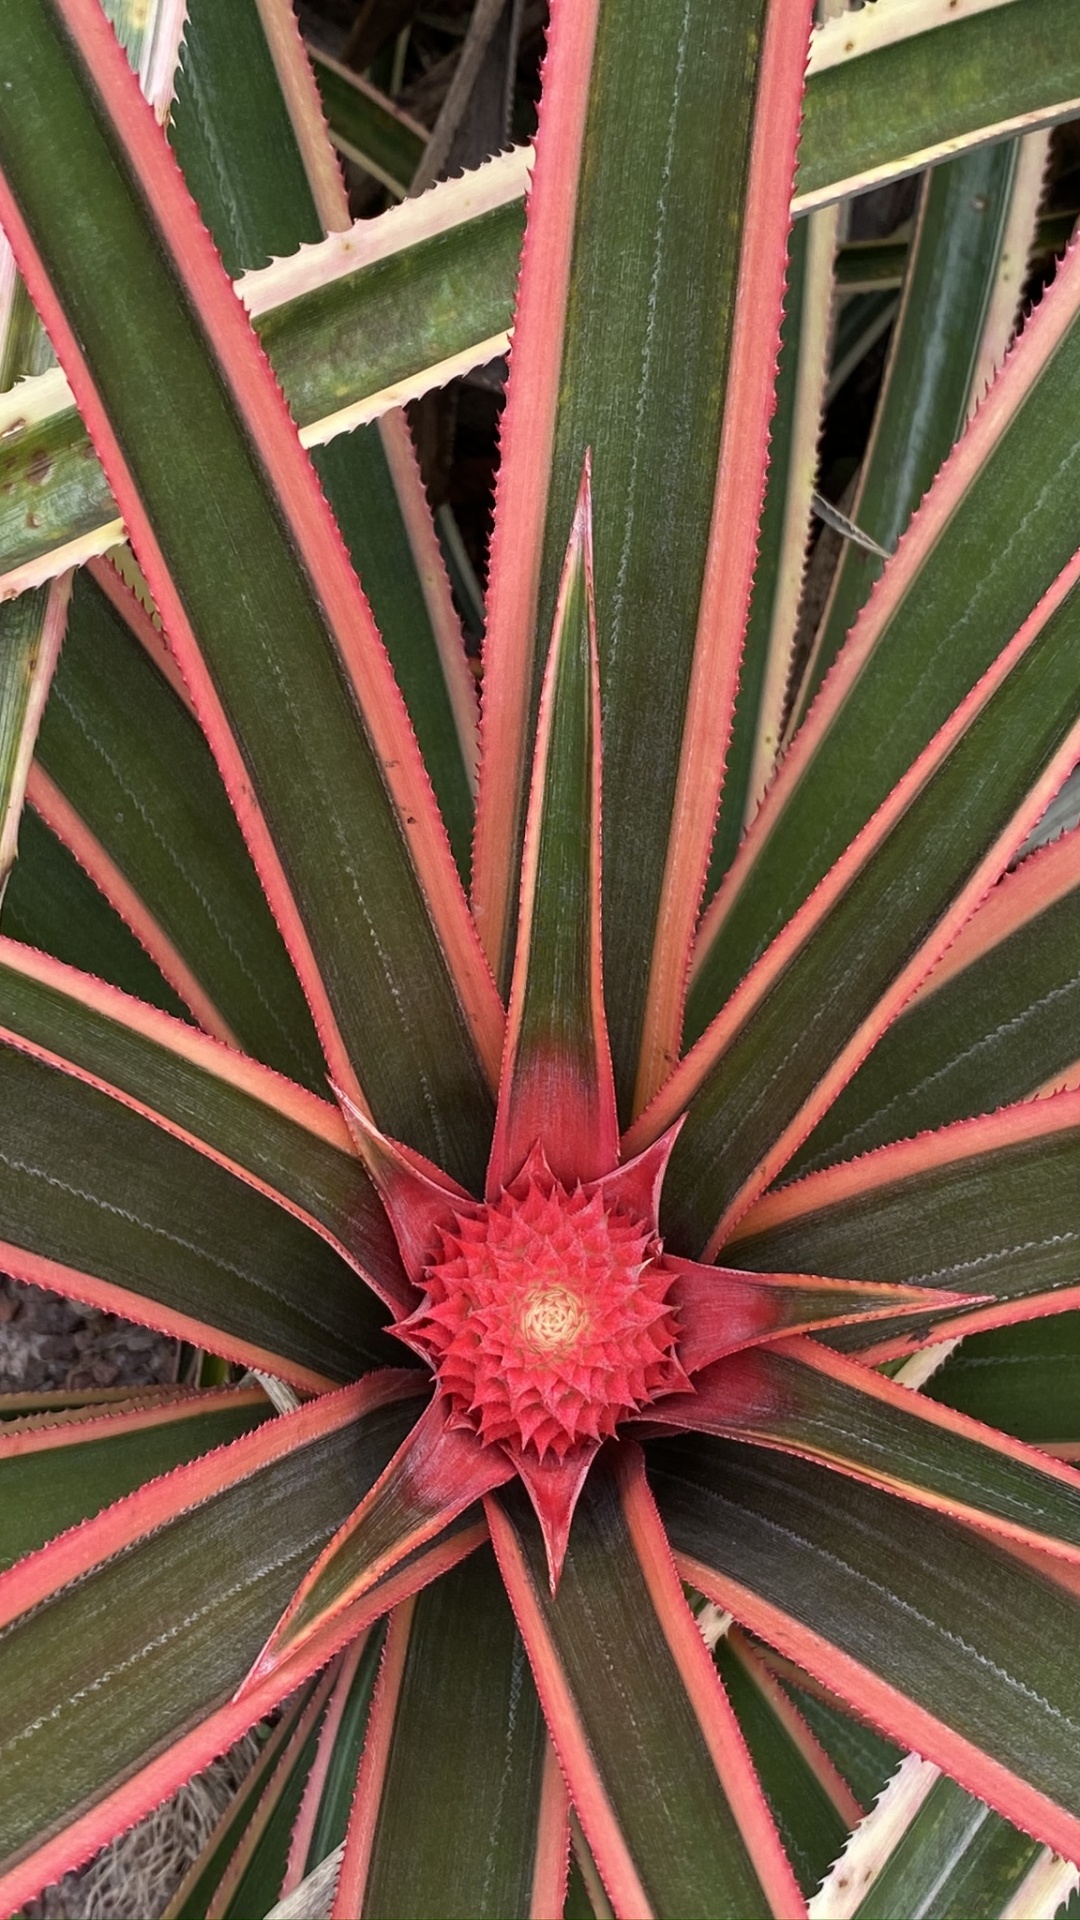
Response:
2,1,1080,1915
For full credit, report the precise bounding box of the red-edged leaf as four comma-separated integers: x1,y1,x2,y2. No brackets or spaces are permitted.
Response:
655,1333,1080,1569
222,0,481,883
26,762,239,1047
0,0,502,1184
333,1600,415,1920
471,0,599,986
487,1445,805,1919
907,819,1080,1007
487,461,618,1197
0,1035,393,1390
710,1627,863,1900
0,1374,421,1635
532,1742,572,1920
689,223,1080,1044
280,1630,380,1900
0,1384,272,1570
729,1089,1080,1356
335,1082,473,1289
1,1514,483,1918
654,1432,1080,1866
664,1261,978,1375
29,560,329,1089
0,1374,433,1911
507,1444,598,1598
723,1624,864,1831
632,543,1080,1255
630,1,812,1114
0,935,411,1314
246,1394,511,1689
475,0,809,1123
162,1676,326,1920
334,1552,559,1920
789,815,1080,1178
201,1667,337,1920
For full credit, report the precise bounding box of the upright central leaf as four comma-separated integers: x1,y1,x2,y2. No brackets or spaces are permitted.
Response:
475,0,809,1114
487,463,618,1194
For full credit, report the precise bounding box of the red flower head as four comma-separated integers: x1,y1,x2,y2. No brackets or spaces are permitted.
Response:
396,1142,690,1461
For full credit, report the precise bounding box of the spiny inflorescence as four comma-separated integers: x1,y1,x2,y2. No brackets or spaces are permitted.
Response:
395,1146,689,1462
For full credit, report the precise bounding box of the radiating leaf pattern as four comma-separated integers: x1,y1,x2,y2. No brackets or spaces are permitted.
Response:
0,0,1080,1915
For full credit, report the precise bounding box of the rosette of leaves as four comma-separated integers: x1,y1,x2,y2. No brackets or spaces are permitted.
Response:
2,1,1080,1916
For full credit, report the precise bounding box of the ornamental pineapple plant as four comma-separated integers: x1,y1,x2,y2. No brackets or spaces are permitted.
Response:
2,0,1080,1915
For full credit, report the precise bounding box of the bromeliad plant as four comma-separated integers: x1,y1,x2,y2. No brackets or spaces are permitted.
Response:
4,0,1080,1915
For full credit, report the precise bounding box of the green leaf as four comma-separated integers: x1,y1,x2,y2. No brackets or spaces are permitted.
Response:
841,1765,1047,1920
0,384,122,589
0,1040,392,1386
2,805,191,1019
308,47,425,196
0,270,53,386
0,209,65,894
0,0,498,1180
0,1390,417,1891
170,0,323,278
797,0,1080,212
926,1315,1080,1448
564,1852,603,1920
259,181,523,434
799,139,1023,717
652,1433,1080,1858
778,1678,901,1814
826,289,900,403
0,579,67,901
348,1554,552,1919
0,167,526,592
835,239,909,292
0,1389,272,1571
33,568,327,1088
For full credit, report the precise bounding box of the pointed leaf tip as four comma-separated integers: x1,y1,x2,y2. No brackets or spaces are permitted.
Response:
511,1444,598,1591
605,1118,685,1225
573,447,593,542
487,464,617,1195
242,1395,512,1689
332,1082,474,1292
